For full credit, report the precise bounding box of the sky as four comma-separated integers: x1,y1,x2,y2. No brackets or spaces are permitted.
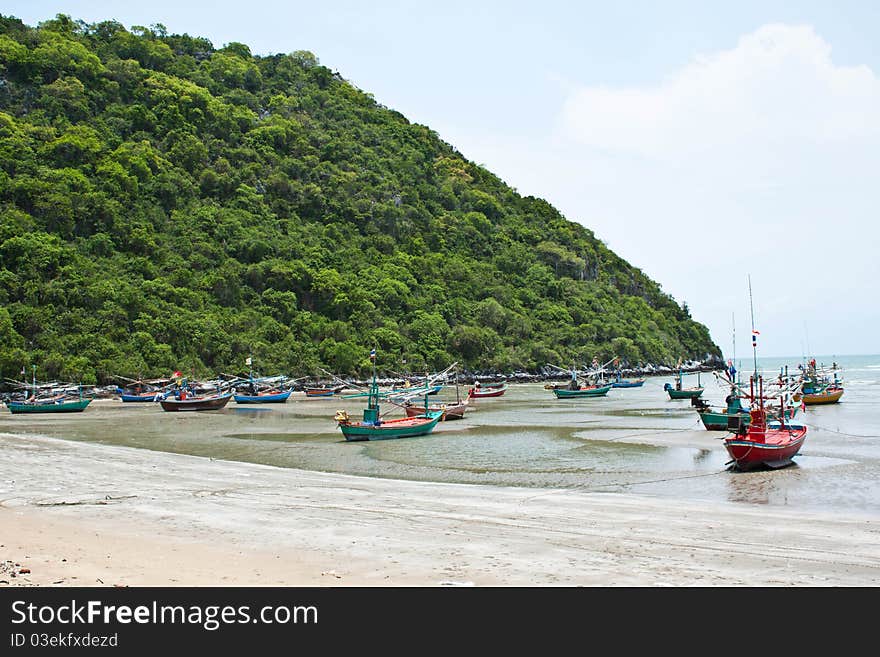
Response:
5,1,880,358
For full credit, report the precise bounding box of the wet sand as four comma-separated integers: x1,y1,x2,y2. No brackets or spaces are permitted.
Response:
2,431,878,586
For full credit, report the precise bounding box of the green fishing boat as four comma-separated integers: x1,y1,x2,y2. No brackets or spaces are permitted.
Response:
335,349,443,441
693,394,749,430
6,397,91,414
552,385,612,398
5,367,92,414
664,367,704,400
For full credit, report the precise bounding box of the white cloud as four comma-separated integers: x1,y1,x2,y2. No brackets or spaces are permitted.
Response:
546,23,880,356
561,24,880,160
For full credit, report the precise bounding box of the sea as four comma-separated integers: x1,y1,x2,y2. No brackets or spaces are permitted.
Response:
2,354,878,516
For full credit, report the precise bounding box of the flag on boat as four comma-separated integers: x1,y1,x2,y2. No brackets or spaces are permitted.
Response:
245,357,252,366
173,370,182,378
369,348,376,362
752,330,760,335
20,367,25,376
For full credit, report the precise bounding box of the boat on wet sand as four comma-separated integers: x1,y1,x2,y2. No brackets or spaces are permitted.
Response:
159,391,233,412
723,375,807,471
5,368,92,414
335,351,443,441
6,396,91,414
233,389,291,403
552,384,612,398
722,277,807,471
468,382,508,398
664,369,704,399
404,399,469,420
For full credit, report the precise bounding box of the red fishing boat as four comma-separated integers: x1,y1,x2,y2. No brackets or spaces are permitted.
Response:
723,375,807,471
467,382,507,398
305,386,344,397
723,277,807,471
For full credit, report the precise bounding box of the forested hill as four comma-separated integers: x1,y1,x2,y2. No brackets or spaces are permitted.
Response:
0,14,721,384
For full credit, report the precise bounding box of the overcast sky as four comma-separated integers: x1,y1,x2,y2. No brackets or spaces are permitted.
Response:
6,1,879,358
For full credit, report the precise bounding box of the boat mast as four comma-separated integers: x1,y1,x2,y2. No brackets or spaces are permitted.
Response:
732,311,736,385
365,347,379,423
747,274,762,411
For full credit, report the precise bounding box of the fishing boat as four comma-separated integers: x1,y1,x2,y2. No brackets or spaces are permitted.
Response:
5,368,92,414
545,361,613,398
227,360,293,403
115,376,171,402
611,374,646,388
693,390,751,431
799,360,844,405
608,357,645,387
723,376,807,470
335,350,443,441
664,367,704,399
159,391,233,412
403,399,469,421
6,396,91,414
403,366,469,420
801,387,844,405
552,384,612,399
233,389,291,404
120,391,165,402
468,382,508,398
305,386,345,397
722,276,807,471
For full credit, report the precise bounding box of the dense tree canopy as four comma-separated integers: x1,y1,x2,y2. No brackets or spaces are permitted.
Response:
0,14,721,384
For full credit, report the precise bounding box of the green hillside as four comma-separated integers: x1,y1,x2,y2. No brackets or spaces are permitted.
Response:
0,14,721,384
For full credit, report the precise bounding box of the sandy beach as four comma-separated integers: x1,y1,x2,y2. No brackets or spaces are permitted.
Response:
2,430,878,587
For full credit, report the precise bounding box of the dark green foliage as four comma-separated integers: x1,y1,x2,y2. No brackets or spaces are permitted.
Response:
0,14,720,382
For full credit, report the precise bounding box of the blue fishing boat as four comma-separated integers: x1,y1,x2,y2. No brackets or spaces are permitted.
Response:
233,389,291,404
232,358,292,403
120,391,165,402
611,375,646,388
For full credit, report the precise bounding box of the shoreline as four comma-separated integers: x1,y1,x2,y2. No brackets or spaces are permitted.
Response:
2,432,878,587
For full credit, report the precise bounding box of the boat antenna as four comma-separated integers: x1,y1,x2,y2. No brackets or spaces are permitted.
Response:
729,311,737,387
748,275,758,376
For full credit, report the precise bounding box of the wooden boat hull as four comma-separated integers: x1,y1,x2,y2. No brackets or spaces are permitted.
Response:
552,385,612,398
233,390,291,403
404,401,468,421
801,388,843,405
666,388,704,400
305,388,336,397
6,399,91,414
338,412,442,441
723,426,807,471
159,393,233,412
468,385,508,398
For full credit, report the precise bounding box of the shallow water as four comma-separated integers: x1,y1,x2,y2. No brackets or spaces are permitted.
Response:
2,355,878,515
